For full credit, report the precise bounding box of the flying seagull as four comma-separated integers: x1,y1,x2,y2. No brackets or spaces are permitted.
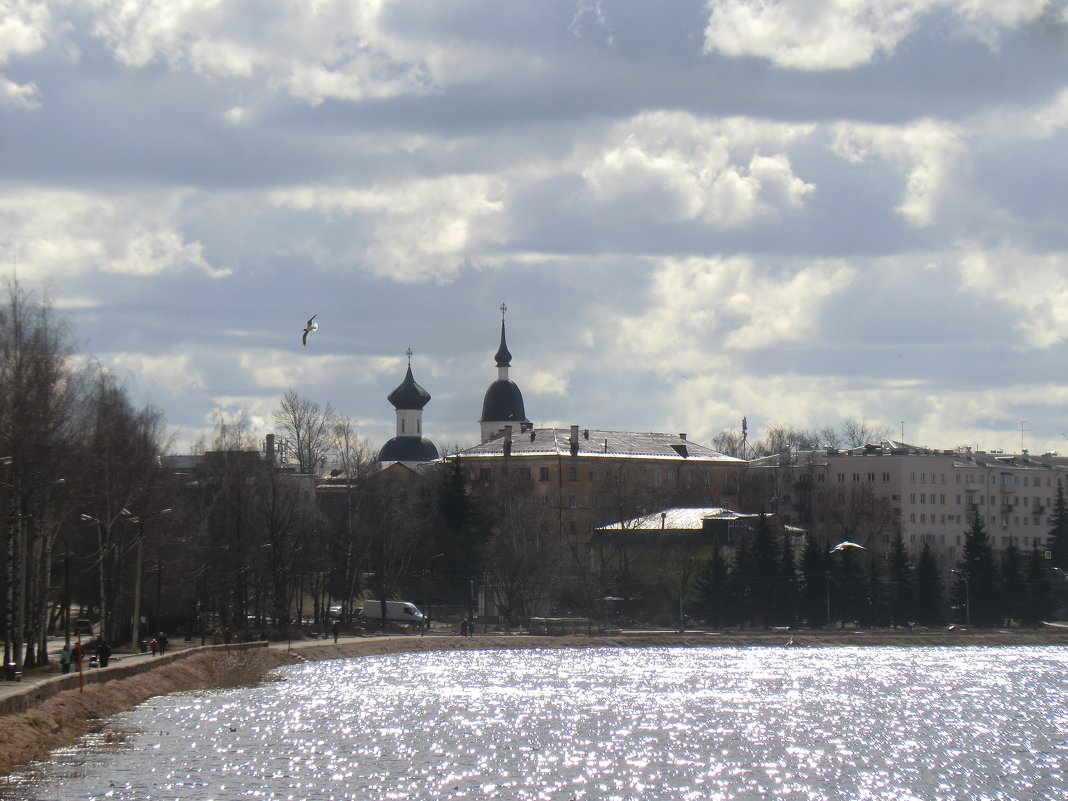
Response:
302,315,318,346
830,541,866,552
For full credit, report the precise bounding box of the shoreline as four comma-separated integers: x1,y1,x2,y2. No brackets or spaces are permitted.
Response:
2,626,1067,776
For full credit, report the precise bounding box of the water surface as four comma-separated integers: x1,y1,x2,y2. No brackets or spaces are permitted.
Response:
3,646,1066,800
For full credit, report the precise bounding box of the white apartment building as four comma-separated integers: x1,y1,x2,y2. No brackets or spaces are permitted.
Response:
747,442,1067,564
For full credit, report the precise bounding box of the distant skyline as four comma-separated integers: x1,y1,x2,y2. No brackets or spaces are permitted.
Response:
3,1,1068,457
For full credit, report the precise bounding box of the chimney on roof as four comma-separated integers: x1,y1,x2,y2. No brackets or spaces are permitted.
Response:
583,428,589,440
503,425,512,457
679,433,687,440
570,424,579,456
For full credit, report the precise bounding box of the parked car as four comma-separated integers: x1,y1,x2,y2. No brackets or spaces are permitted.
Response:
74,619,95,636
358,600,425,627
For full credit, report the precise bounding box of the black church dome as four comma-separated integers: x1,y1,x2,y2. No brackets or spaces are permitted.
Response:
378,436,440,462
387,365,431,410
480,379,526,424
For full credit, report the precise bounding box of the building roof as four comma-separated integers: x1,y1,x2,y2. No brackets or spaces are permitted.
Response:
454,428,744,463
387,364,432,410
378,436,440,462
596,506,750,531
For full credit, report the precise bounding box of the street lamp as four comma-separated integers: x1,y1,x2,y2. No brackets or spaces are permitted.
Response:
951,568,970,627
127,508,172,649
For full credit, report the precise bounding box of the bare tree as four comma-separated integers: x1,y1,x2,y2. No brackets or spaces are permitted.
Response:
274,389,336,474
839,417,891,448
0,278,81,671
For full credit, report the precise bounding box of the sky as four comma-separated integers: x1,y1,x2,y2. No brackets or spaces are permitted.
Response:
4,0,1068,459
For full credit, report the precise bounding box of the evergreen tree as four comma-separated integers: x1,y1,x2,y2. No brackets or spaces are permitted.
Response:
799,536,828,627
831,545,867,628
726,538,754,629
887,530,914,628
1049,484,1068,571
695,544,729,630
955,515,1000,627
915,542,944,627
999,542,1025,626
748,514,781,628
864,554,890,628
1022,547,1054,625
776,532,799,627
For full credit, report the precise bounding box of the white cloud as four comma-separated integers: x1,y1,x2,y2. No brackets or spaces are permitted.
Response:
0,189,229,279
615,256,856,377
111,350,205,393
582,112,816,227
269,175,506,282
85,0,434,103
830,119,964,226
0,75,38,109
702,0,1052,71
957,243,1068,348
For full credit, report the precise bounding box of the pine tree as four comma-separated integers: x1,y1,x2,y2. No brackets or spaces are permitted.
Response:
696,544,729,630
999,542,1025,626
832,544,867,628
887,530,914,628
955,515,1000,627
749,514,781,628
915,542,944,627
799,535,828,627
1049,484,1068,570
864,554,890,628
1022,547,1054,625
777,532,799,627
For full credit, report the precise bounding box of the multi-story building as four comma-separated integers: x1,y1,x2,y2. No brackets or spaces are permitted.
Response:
446,308,745,544
747,442,1067,564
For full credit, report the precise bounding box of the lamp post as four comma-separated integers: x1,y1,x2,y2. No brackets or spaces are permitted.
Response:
951,568,970,627
128,508,172,649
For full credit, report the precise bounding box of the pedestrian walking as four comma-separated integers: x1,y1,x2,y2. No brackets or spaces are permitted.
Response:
96,639,112,667
332,621,340,643
157,632,168,655
150,638,159,656
60,644,72,674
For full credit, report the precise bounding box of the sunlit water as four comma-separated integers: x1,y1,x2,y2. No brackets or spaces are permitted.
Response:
3,646,1067,800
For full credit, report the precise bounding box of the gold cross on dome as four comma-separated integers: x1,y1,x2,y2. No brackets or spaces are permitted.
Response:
405,347,413,365
500,302,507,321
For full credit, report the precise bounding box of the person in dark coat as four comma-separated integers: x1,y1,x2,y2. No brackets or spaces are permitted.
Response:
96,639,111,668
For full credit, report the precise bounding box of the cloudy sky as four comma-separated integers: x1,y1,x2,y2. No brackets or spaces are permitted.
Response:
4,0,1068,458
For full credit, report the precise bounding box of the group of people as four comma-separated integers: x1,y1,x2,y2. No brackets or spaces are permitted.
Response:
55,631,170,674
57,637,111,673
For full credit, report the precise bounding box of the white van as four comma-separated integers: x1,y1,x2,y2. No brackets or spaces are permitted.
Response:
359,600,425,626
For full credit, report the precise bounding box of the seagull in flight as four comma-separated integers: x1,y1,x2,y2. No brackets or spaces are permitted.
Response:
830,541,866,552
302,315,318,346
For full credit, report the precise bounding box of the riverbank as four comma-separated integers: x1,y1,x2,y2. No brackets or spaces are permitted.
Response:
3,625,1067,776
0,646,293,776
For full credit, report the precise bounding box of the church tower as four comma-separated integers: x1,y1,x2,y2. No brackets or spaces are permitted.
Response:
479,303,530,442
378,348,440,463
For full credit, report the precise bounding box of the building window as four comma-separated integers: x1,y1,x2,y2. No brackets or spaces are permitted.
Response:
539,467,550,481
838,473,845,483
867,473,876,482
569,495,577,508
910,493,916,503
853,473,860,482
568,467,577,482
519,467,531,480
882,473,890,482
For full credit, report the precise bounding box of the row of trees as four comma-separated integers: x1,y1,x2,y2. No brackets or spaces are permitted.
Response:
1,278,169,674
678,511,1063,631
